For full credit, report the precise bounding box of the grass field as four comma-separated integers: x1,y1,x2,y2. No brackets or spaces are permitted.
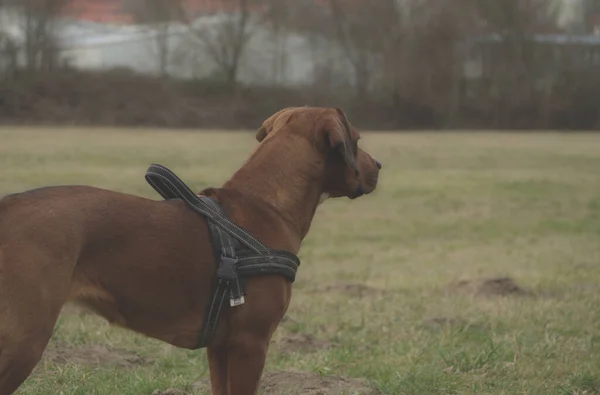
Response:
1,127,600,395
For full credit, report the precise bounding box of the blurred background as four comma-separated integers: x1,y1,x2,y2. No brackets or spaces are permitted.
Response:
1,0,600,131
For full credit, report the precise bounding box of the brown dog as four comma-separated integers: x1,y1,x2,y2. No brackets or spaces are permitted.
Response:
0,107,381,395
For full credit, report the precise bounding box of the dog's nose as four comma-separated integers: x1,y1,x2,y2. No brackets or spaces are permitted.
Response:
375,160,382,170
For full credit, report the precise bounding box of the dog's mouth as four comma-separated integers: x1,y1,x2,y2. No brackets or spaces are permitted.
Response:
349,186,365,199
350,177,378,199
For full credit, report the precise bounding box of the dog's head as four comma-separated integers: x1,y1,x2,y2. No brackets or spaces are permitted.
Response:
256,107,381,200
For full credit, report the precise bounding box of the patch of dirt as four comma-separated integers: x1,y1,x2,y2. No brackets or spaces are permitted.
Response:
447,277,533,298
313,282,385,298
41,341,151,368
259,370,379,395
151,390,187,395
274,333,336,354
191,370,380,395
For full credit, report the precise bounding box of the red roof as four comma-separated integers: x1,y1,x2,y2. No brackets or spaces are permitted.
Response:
61,0,272,24
62,0,132,24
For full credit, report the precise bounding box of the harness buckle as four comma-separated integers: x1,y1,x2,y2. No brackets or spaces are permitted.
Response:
217,256,239,281
217,256,246,307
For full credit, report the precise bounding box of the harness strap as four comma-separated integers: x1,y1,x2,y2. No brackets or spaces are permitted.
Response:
144,164,300,348
145,164,270,255
201,196,245,306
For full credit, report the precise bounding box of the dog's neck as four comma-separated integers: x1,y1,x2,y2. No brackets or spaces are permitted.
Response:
219,136,325,251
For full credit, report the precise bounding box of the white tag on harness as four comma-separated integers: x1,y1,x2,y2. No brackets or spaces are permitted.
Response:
230,296,245,307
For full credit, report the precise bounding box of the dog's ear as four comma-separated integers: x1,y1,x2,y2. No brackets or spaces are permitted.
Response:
256,125,268,142
256,107,296,142
326,108,359,175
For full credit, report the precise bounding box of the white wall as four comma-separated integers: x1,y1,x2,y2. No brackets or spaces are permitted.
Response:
49,15,355,87
553,0,588,32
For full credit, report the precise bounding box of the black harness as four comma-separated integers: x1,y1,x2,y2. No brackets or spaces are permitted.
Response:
144,164,301,348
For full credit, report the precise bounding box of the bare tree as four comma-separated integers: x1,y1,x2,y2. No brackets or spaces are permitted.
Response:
123,0,184,77
261,0,329,86
326,0,443,101
12,0,69,72
261,0,343,91
328,0,386,99
391,0,474,122
176,0,257,86
0,0,16,76
261,0,293,84
0,33,18,78
470,0,559,125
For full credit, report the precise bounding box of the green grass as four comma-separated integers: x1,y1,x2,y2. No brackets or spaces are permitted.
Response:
1,127,600,394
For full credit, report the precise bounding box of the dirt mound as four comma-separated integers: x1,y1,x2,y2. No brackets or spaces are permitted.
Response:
151,390,186,395
313,282,385,298
274,333,335,354
259,370,379,395
42,341,150,368
448,277,533,298
190,370,379,395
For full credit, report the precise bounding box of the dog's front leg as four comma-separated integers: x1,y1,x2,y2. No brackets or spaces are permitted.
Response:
207,345,229,395
225,331,270,395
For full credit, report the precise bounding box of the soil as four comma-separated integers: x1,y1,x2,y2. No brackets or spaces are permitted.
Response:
447,276,533,298
190,370,380,395
41,341,150,368
258,370,380,395
274,332,336,354
152,390,187,395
